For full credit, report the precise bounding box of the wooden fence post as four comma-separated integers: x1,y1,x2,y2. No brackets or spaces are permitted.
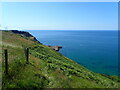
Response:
4,49,8,75
25,48,29,64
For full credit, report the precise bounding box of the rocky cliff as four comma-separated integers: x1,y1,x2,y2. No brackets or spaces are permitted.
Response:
10,30,40,43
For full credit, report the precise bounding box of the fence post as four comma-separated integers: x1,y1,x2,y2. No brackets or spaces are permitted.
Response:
25,48,29,64
4,49,8,75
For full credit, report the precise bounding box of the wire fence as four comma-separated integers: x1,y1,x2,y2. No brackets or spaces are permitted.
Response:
3,48,29,75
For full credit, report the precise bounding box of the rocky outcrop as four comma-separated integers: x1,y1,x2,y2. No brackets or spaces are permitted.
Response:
46,45,62,51
10,30,40,43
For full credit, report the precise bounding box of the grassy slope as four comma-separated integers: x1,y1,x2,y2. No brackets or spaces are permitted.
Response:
1,30,120,88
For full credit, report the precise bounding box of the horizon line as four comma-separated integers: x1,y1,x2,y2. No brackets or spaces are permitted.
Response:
1,29,118,31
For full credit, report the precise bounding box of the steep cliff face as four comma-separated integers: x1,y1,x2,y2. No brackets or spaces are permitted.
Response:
10,30,40,43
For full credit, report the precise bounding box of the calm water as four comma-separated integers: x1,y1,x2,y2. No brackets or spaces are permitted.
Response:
27,30,118,75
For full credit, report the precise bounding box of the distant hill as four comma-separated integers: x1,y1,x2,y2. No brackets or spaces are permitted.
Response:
1,30,120,88
10,30,40,43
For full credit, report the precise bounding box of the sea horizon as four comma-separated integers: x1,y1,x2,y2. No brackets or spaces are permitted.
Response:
23,29,118,31
2,2,119,88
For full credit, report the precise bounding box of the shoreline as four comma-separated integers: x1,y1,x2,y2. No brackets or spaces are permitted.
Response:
46,45,62,51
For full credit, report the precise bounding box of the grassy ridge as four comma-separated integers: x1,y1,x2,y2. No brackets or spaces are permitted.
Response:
1,30,120,88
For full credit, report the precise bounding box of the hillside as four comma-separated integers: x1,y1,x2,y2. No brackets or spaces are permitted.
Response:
1,30,120,88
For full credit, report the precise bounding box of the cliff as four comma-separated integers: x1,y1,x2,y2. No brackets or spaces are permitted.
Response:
10,30,62,51
10,30,40,43
1,30,120,88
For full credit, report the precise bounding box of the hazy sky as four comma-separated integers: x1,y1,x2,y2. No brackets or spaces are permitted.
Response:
1,2,118,30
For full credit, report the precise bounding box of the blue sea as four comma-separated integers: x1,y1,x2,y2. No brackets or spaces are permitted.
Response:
27,30,118,75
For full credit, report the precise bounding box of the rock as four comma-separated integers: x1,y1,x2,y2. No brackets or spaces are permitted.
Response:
46,45,62,51
10,30,41,43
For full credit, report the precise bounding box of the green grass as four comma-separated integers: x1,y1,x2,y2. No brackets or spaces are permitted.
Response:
1,30,120,88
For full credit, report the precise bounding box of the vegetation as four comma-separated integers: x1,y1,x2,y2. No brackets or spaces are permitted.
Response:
1,30,120,88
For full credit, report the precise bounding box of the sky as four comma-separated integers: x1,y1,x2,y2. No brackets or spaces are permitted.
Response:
1,0,119,2
1,2,118,30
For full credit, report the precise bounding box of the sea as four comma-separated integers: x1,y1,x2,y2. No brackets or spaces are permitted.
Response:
26,30,118,76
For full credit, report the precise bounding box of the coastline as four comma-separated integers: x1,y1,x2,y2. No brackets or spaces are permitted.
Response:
46,45,62,51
